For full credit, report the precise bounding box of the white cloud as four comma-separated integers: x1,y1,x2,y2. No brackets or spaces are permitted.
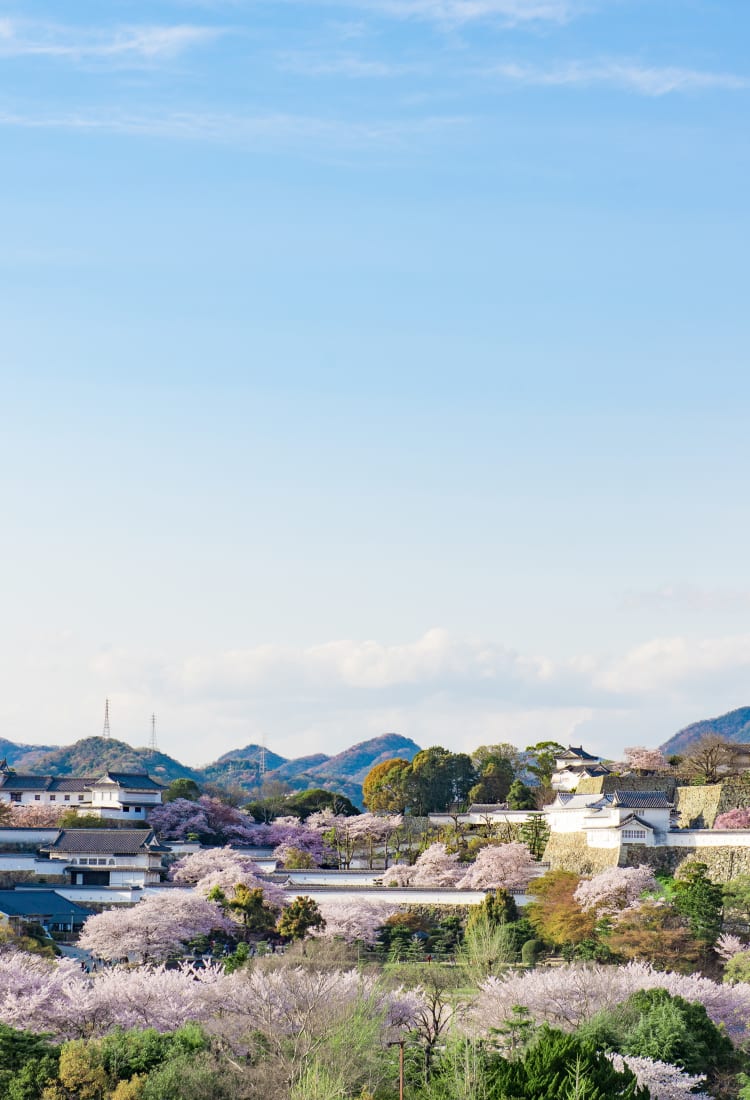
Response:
0,106,465,150
278,51,423,77
4,628,750,764
489,59,749,95
0,20,222,63
624,584,750,612
325,0,578,26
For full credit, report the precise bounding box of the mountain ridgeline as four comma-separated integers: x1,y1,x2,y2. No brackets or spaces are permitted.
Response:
660,706,750,757
0,732,422,807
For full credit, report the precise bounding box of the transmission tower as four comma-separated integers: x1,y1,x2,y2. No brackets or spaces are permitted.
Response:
148,714,158,755
259,736,267,780
102,698,111,739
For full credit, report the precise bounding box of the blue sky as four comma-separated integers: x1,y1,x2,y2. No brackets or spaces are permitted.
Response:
1,0,749,765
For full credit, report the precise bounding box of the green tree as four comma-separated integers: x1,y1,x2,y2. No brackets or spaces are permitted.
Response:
507,780,537,811
520,815,550,859
0,1024,59,1100
672,861,723,946
283,788,359,819
404,748,476,814
206,884,277,935
490,1026,648,1100
524,741,566,789
362,758,412,812
466,889,518,931
276,896,325,941
163,779,201,803
468,761,516,806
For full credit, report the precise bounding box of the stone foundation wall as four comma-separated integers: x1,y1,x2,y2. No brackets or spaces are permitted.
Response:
619,843,750,882
543,833,619,875
674,780,750,828
674,785,723,828
575,775,678,796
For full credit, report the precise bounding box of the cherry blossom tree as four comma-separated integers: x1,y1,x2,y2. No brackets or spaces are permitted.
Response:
148,796,258,844
171,846,263,884
456,842,536,891
8,803,66,827
78,891,234,962
608,1055,712,1100
172,845,287,910
714,807,750,829
470,960,750,1042
382,843,462,887
574,865,659,914
715,932,747,961
312,900,399,945
146,798,210,840
623,747,670,772
381,862,412,886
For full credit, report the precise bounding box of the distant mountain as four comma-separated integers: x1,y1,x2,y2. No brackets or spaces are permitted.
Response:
661,706,750,756
270,754,330,784
17,736,202,785
0,731,423,807
0,737,58,767
301,733,421,785
200,744,288,790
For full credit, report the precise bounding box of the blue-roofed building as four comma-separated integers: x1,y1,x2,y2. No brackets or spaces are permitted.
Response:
0,889,93,934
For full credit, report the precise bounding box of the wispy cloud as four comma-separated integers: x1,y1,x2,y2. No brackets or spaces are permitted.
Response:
324,0,578,26
625,584,750,613
0,106,465,149
0,19,222,63
489,59,749,95
278,51,424,77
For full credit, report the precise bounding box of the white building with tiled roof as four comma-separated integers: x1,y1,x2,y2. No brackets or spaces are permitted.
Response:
551,745,612,792
39,828,170,887
0,765,165,821
546,789,674,849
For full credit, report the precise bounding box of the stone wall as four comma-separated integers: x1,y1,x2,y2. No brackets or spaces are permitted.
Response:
575,775,678,797
674,785,723,828
621,842,750,882
543,833,619,875
673,779,750,828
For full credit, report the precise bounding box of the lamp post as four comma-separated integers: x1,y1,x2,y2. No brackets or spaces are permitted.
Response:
388,1038,405,1100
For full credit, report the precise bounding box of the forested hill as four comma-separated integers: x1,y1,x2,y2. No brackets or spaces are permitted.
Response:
660,706,750,756
2,732,422,805
18,737,203,785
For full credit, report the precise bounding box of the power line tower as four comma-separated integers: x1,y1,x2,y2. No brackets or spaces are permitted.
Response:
148,714,158,756
102,698,111,739
259,735,267,781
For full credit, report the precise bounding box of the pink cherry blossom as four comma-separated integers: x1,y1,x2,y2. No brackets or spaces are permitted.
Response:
574,865,658,914
456,842,536,891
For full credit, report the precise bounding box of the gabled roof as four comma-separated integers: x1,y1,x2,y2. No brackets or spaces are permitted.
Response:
43,829,170,855
0,889,92,920
609,790,673,809
48,777,97,792
92,772,165,791
0,775,54,791
467,803,509,813
614,813,654,831
556,763,611,777
556,746,600,762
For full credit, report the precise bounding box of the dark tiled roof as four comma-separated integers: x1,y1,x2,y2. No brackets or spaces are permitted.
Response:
48,777,96,792
467,803,509,813
45,829,168,855
0,775,54,791
557,746,600,762
0,889,92,919
94,773,165,791
610,790,673,809
615,814,654,830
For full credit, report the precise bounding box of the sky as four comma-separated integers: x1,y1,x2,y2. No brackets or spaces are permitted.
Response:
0,0,749,766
